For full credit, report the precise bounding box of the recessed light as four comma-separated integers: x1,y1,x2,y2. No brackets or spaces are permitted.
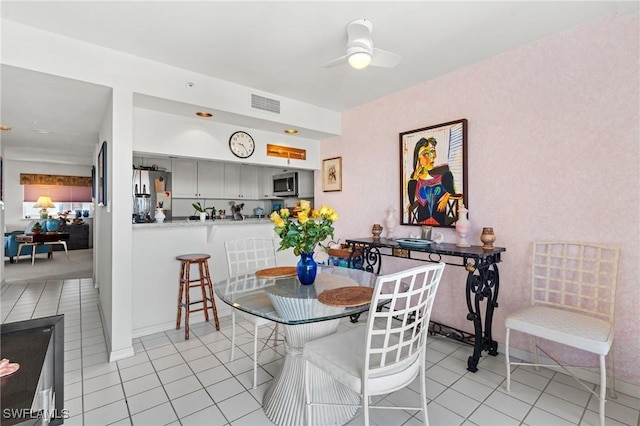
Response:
0,125,11,131
284,129,298,134
196,112,213,118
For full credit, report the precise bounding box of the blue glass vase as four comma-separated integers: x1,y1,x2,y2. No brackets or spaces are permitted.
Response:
297,251,317,285
45,218,60,232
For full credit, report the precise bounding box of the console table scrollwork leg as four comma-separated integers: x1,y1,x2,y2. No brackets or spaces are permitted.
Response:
465,262,500,372
465,272,484,372
348,245,381,274
484,265,500,356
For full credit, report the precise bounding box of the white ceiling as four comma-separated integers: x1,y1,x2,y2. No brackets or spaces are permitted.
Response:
1,1,637,165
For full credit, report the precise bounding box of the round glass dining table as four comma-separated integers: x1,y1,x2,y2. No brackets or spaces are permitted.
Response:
215,265,379,426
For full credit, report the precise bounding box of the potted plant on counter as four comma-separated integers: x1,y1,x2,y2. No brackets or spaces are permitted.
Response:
192,202,216,222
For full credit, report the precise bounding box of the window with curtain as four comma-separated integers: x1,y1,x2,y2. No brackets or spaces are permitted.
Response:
20,173,93,219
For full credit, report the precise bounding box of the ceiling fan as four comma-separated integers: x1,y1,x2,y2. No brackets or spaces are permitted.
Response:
322,18,401,70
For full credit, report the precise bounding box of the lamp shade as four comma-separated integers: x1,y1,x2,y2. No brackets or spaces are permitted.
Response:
34,196,56,209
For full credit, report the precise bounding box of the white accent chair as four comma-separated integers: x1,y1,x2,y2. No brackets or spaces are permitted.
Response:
302,262,445,426
505,241,620,426
225,237,281,389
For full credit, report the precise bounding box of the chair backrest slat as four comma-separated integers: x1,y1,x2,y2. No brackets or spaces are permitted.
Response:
364,263,445,377
531,241,619,323
225,238,278,293
225,238,277,275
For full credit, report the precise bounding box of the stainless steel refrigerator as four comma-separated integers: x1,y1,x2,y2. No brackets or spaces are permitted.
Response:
132,168,172,222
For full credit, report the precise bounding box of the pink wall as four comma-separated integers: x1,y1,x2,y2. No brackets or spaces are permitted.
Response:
317,13,639,384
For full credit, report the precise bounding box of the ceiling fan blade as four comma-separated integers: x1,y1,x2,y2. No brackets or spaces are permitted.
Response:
370,48,401,68
321,54,349,68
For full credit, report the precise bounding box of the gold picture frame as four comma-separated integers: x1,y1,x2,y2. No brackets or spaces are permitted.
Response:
322,157,342,192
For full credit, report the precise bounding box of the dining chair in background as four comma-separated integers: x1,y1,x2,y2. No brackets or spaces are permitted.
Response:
225,237,282,388
505,241,620,426
302,262,446,426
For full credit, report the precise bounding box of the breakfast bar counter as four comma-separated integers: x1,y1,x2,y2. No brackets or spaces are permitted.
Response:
131,219,296,337
132,217,273,228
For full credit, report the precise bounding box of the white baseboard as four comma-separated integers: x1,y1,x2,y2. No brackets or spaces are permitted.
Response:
507,346,639,399
108,346,135,362
132,321,178,339
96,299,134,362
132,309,230,339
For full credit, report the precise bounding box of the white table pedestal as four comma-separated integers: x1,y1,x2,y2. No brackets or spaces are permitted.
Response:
263,320,359,426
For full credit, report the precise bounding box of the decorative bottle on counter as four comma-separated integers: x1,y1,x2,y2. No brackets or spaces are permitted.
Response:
455,203,471,247
385,207,396,240
155,208,166,223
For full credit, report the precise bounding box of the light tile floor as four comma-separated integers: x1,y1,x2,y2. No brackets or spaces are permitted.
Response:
2,278,639,426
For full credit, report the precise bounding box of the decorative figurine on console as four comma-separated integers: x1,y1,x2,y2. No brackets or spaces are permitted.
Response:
455,203,471,247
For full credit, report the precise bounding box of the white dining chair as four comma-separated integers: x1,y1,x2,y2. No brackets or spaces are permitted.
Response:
225,237,281,389
505,241,620,426
302,262,445,426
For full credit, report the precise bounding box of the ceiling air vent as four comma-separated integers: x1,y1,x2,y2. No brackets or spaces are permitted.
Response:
251,94,280,114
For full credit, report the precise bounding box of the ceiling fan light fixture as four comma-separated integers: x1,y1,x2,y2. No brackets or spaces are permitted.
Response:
348,51,372,69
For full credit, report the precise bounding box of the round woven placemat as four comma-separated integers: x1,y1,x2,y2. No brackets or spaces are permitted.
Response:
317,286,374,307
255,266,297,278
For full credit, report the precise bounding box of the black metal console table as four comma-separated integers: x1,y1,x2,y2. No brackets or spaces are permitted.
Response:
344,237,505,372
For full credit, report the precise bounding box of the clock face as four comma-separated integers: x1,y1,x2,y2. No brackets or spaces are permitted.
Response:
229,131,255,158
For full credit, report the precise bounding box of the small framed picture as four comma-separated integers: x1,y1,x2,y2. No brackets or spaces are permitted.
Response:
322,157,342,192
98,141,107,206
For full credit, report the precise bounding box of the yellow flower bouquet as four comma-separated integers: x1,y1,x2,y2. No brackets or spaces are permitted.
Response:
270,200,339,255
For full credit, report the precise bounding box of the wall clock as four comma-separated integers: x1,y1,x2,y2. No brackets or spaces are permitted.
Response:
229,131,255,159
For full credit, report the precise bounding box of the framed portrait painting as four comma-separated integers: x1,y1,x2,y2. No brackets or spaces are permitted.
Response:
400,119,467,227
322,157,342,192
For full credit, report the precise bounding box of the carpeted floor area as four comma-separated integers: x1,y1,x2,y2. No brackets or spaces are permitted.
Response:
3,248,93,283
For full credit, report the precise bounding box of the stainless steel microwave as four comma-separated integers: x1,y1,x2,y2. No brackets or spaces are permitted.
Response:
273,172,298,197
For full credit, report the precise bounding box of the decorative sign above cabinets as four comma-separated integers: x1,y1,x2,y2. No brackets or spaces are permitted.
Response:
266,144,306,161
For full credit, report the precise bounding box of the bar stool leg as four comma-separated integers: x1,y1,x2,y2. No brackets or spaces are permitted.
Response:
203,260,220,330
176,261,186,331
198,261,210,322
184,263,191,340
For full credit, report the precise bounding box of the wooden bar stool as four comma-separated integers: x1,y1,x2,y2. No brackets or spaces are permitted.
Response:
176,253,220,340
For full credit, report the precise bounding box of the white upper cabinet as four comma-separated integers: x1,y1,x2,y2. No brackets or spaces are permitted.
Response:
240,165,260,199
197,161,225,198
170,158,312,200
224,163,259,199
171,159,199,198
172,159,224,198
297,170,314,198
261,167,279,199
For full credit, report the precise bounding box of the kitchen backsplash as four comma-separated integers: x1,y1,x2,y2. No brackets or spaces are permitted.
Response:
172,197,313,218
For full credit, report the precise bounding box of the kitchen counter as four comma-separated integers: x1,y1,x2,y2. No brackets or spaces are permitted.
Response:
132,217,273,228
131,218,296,338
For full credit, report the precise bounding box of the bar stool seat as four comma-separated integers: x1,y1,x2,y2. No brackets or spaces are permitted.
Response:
176,253,220,340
